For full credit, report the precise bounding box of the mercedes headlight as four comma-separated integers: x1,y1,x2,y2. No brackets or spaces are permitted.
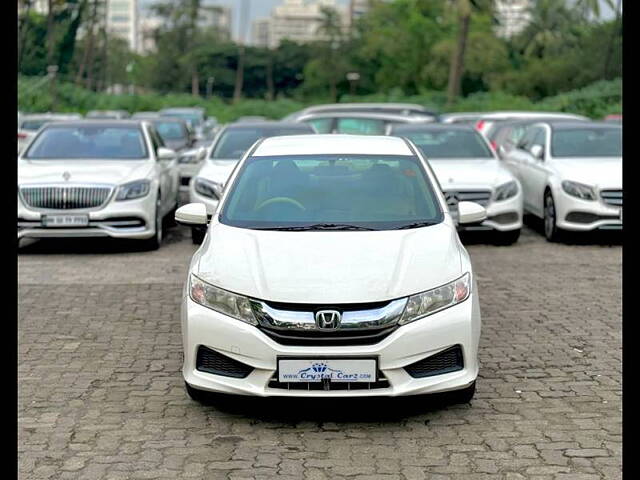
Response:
399,273,471,325
561,181,596,200
189,274,257,325
194,177,223,199
116,179,151,201
178,154,199,164
494,181,518,201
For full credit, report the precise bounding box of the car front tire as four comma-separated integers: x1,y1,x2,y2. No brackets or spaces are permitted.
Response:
191,227,206,245
493,228,520,245
544,191,563,242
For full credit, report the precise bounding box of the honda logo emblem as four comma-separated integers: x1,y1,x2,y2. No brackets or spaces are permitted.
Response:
315,310,341,330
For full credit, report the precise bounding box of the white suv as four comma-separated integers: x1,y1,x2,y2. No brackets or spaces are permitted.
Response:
176,134,483,403
502,121,622,241
390,124,523,244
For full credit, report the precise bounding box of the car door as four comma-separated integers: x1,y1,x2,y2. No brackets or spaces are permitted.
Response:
148,126,178,214
523,126,552,217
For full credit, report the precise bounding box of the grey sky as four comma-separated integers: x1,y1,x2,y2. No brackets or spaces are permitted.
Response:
140,0,618,42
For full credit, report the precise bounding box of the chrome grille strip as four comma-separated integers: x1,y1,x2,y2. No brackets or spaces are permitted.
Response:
600,189,622,207
251,298,407,332
20,185,113,210
443,189,492,208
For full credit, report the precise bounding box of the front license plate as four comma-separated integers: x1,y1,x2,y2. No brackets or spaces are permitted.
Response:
278,358,377,383
42,215,89,227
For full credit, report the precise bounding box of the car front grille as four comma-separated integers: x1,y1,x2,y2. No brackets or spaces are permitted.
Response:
404,345,464,378
20,185,113,210
600,189,622,207
268,371,390,391
258,325,398,346
196,346,253,378
443,190,492,208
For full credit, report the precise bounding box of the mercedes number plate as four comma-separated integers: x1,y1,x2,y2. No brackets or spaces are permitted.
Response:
278,358,376,383
42,215,89,227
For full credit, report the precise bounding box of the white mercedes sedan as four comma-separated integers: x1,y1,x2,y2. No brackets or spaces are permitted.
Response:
18,120,180,249
502,121,622,241
176,134,484,403
188,121,315,243
390,124,523,244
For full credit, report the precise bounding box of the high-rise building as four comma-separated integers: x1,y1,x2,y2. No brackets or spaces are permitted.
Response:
494,0,532,39
197,4,233,40
349,0,373,26
107,0,139,51
253,0,349,49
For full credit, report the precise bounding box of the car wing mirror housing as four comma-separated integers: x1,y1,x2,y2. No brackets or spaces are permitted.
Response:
530,144,544,160
176,203,208,226
157,147,176,161
458,201,488,225
196,147,206,161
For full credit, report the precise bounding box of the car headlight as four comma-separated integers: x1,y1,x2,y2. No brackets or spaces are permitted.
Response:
399,273,471,325
115,180,151,201
494,180,518,201
561,181,596,201
194,177,223,199
189,274,257,325
178,154,199,164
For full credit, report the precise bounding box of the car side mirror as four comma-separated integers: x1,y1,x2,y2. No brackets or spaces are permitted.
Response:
530,144,544,160
175,203,208,226
458,201,487,225
157,147,176,162
196,147,206,161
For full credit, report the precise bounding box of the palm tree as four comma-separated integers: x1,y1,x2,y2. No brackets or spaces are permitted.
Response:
575,0,615,21
518,0,578,59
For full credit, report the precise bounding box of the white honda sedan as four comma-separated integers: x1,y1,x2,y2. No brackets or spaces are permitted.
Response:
188,121,315,243
176,134,484,403
390,124,523,244
502,121,622,241
18,120,180,249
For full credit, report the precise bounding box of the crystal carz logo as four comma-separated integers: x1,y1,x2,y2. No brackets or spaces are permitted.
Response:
281,362,372,382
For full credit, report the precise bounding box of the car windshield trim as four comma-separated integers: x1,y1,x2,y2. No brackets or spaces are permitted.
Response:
219,153,444,231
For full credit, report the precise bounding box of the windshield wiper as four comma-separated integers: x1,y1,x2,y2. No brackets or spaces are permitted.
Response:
257,223,376,231
396,221,438,230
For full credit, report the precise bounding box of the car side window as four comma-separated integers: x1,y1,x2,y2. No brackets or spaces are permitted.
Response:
532,128,546,148
519,126,543,151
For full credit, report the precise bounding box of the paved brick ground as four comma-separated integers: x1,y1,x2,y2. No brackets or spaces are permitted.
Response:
18,222,621,479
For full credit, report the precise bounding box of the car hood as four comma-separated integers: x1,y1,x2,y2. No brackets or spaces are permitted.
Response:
429,158,514,189
195,159,239,184
18,159,154,186
551,157,622,189
196,221,463,304
164,139,190,152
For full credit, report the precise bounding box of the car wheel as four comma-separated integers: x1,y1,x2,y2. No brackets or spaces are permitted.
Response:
493,228,520,246
192,226,206,245
447,381,476,404
543,191,563,242
142,195,163,250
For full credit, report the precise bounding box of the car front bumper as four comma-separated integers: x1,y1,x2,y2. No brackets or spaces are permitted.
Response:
182,290,481,397
458,191,523,233
555,189,622,231
17,193,157,240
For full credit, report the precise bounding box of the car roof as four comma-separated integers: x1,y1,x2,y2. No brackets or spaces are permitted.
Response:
478,111,588,120
41,119,146,128
302,102,431,112
160,107,204,113
253,134,413,157
390,123,478,133
297,111,433,122
224,121,313,130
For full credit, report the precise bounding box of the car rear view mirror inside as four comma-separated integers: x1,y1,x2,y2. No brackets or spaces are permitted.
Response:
458,201,487,225
176,203,208,226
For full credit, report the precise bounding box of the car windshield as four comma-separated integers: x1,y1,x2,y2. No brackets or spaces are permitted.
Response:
210,127,311,160
20,119,50,131
400,130,493,158
161,112,202,128
220,154,443,230
552,127,622,157
153,121,188,140
25,125,148,159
